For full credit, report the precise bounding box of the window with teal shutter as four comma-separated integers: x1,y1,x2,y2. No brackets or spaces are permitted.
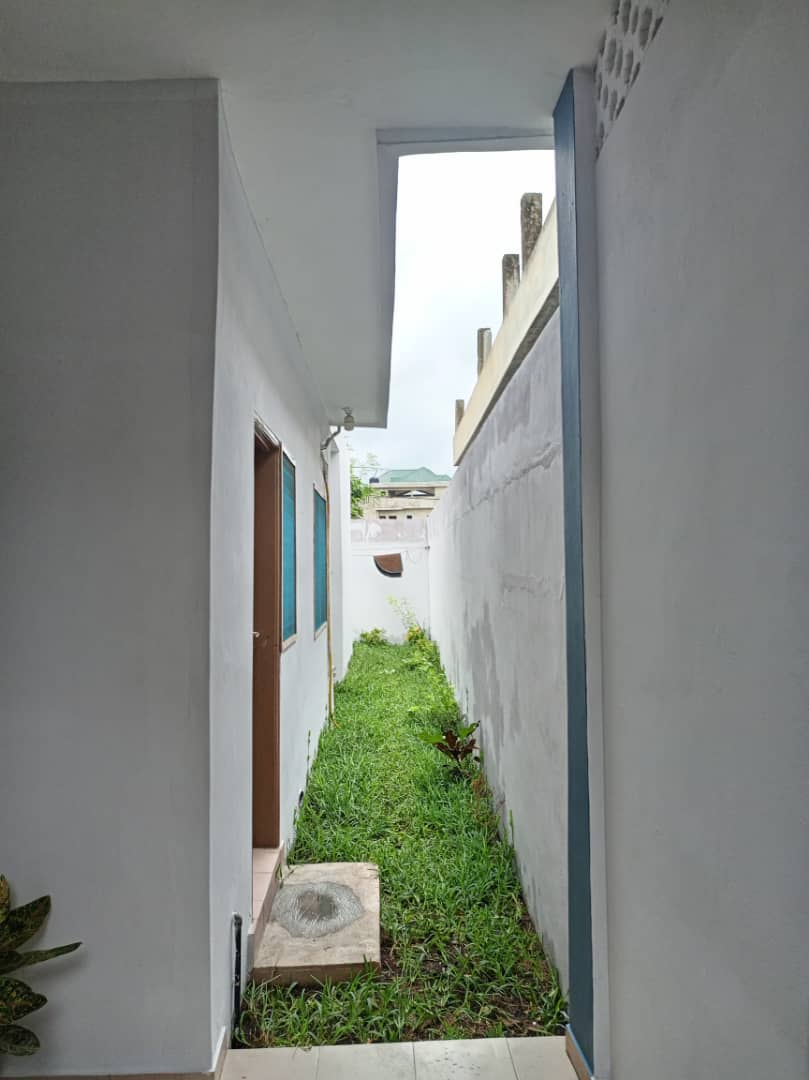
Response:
314,490,327,631
282,454,296,641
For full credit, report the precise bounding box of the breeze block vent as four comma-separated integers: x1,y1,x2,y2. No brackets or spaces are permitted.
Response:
594,0,670,154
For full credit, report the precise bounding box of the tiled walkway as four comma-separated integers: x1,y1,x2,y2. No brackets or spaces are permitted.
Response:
225,1036,576,1079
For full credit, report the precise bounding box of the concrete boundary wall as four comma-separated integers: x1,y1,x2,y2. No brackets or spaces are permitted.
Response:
429,311,568,985
345,519,430,646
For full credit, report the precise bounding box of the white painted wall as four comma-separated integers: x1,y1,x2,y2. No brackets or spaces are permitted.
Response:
595,3,809,1077
0,81,219,1074
429,313,568,986
331,435,353,681
345,521,431,646
209,101,332,1060
0,82,338,1075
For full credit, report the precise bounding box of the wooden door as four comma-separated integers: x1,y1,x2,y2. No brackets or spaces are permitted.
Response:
253,431,281,847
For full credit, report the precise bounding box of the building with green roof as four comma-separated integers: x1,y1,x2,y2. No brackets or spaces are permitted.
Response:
366,467,451,522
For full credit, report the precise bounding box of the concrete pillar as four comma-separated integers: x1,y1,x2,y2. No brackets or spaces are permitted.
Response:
521,193,543,268
455,398,465,430
476,327,492,375
502,253,520,314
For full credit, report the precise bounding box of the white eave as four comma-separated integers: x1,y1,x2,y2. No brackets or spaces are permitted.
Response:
0,1,612,426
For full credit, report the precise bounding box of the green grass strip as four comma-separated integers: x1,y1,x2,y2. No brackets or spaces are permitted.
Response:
237,639,565,1046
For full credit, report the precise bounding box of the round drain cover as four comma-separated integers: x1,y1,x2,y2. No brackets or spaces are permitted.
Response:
273,880,364,939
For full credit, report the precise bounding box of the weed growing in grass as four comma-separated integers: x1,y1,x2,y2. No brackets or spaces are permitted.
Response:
236,640,566,1047
417,720,480,773
388,596,419,634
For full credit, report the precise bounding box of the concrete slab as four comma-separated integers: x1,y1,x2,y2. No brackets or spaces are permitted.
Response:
413,1038,516,1079
507,1037,577,1080
317,1042,415,1079
253,862,380,986
224,1046,319,1080
248,846,284,972
224,1037,574,1080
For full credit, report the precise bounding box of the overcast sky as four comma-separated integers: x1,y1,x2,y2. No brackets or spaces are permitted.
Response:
346,149,556,477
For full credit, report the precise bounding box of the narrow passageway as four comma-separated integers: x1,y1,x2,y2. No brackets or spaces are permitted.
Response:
236,633,564,1049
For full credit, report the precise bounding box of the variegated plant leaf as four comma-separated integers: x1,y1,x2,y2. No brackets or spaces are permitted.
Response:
18,943,81,971
0,896,51,951
0,878,9,927
0,942,81,975
0,952,23,976
0,978,47,1024
0,1023,40,1056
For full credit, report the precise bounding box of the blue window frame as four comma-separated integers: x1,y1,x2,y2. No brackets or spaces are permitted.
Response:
314,490,327,632
281,453,296,641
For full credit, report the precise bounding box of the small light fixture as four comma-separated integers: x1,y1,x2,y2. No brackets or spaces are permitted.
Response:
320,406,355,452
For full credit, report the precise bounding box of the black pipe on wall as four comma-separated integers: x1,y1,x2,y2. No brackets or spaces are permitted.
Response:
231,913,243,1046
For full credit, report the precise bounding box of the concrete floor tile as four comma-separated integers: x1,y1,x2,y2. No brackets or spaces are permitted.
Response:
224,1046,319,1080
317,1042,415,1079
507,1037,578,1079
414,1038,516,1079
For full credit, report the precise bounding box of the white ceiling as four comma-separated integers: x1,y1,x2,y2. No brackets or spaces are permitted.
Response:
0,1,610,425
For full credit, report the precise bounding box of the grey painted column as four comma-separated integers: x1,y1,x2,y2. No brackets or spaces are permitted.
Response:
554,68,610,1079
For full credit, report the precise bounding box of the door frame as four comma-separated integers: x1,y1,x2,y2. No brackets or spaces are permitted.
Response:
252,419,282,849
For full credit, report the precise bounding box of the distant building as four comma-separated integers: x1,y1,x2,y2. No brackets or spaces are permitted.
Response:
365,467,451,521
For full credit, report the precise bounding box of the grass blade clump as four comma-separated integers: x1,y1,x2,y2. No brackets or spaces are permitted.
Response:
237,638,565,1047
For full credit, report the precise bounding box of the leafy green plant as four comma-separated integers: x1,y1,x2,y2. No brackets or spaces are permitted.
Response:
349,452,381,518
350,469,375,518
0,876,81,1056
388,596,418,633
418,720,480,770
358,628,387,646
415,634,441,669
401,627,440,672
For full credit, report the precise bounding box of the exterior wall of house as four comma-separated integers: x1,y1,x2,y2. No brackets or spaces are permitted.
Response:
345,520,431,645
364,497,438,521
0,83,340,1075
429,312,568,986
209,102,333,1060
0,81,219,1074
594,3,809,1077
